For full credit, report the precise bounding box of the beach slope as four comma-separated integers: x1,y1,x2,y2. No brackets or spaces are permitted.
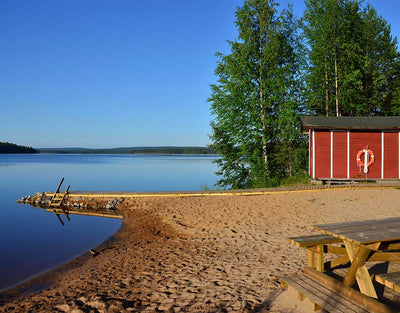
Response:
1,188,400,312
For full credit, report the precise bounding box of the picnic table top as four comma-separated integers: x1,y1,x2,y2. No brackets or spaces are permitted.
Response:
311,216,400,245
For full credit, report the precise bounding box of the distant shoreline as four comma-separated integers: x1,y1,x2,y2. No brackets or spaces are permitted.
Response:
0,146,217,155
0,142,37,154
36,146,216,155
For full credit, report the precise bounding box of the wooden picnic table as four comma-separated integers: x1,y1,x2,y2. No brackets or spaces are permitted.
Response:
312,216,400,299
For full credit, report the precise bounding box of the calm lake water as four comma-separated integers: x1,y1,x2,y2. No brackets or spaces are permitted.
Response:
0,154,219,290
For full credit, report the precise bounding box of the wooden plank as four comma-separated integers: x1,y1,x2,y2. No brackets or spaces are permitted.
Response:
282,274,370,313
375,272,400,293
326,245,347,255
318,229,400,246
351,232,400,245
313,217,400,232
288,234,341,247
312,217,400,244
379,241,400,251
312,218,400,234
282,277,355,312
388,262,400,272
297,275,369,313
309,245,347,255
325,255,350,270
304,267,397,313
343,241,377,298
369,252,400,262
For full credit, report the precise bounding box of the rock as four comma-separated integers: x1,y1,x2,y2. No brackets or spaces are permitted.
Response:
104,197,125,210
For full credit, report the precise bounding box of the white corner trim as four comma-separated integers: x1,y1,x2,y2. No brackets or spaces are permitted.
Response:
381,131,384,179
309,129,311,176
347,131,350,179
330,131,333,179
312,130,315,179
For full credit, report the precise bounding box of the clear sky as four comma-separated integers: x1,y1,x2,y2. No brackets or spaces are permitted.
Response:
1,0,399,148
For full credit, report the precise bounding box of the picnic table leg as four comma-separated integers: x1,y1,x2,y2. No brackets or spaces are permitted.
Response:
316,244,324,271
307,249,315,268
307,245,324,271
343,241,377,299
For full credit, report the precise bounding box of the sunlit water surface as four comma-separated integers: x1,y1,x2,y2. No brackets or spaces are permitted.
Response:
0,154,218,290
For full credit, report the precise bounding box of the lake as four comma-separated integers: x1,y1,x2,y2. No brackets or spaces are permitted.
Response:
0,154,219,291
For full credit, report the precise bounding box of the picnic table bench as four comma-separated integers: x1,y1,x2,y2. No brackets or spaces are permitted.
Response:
281,267,395,313
288,234,343,271
283,217,400,312
375,272,400,293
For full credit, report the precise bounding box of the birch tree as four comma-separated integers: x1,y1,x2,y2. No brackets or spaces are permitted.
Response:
209,0,305,188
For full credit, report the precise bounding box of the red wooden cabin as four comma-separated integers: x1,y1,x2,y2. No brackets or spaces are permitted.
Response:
302,116,400,181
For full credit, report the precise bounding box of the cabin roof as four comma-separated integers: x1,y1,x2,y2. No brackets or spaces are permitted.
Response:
302,116,400,132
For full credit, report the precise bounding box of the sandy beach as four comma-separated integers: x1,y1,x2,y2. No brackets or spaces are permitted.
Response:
1,187,400,312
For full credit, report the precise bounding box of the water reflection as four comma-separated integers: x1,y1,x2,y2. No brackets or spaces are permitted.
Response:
45,206,123,226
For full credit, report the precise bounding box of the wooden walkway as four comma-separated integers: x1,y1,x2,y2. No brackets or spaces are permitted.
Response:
44,181,400,199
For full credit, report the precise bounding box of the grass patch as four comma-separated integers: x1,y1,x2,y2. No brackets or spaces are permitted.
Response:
279,174,310,187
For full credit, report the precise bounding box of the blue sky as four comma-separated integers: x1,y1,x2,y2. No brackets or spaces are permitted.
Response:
1,0,399,148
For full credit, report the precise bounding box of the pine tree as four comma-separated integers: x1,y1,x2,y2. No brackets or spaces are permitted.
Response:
303,0,336,116
303,0,400,117
360,5,400,115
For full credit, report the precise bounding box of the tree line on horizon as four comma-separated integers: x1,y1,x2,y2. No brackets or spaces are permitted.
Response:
208,0,400,189
38,147,216,155
0,144,216,155
0,142,37,153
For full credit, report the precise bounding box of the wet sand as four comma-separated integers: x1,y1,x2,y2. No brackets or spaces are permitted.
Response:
1,187,400,312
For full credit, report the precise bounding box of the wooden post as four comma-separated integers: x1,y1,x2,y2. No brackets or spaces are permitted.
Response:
316,245,324,271
308,250,315,268
56,178,64,193
343,241,377,298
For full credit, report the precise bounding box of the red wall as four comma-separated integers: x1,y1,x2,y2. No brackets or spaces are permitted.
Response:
333,132,347,178
384,132,399,179
349,132,381,179
311,130,399,180
314,131,331,178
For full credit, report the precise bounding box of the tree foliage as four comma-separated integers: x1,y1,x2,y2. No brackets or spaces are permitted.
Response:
0,142,37,153
208,0,306,188
303,0,400,116
209,0,400,189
